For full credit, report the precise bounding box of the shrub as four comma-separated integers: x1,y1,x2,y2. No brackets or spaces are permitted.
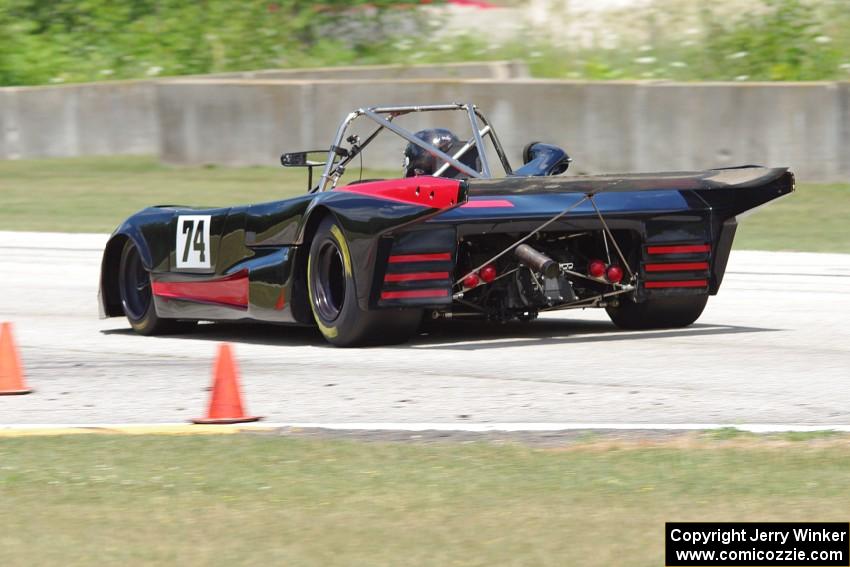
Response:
1,0,849,86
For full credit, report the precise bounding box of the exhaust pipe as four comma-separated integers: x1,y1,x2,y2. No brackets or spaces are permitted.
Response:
514,244,559,278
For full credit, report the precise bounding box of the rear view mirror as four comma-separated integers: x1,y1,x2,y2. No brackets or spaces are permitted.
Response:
280,150,329,192
280,151,327,167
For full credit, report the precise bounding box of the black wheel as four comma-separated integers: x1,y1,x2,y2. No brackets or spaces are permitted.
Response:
118,239,195,335
307,217,421,347
605,295,708,330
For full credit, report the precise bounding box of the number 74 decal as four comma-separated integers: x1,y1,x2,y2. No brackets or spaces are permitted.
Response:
176,215,211,269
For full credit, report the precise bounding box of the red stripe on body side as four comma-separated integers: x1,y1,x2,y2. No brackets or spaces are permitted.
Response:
645,262,709,272
384,271,449,283
647,244,711,255
152,269,249,308
461,199,514,209
388,253,452,263
644,279,708,289
380,289,449,300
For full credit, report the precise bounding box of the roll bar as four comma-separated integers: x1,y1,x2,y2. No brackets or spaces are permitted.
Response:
315,103,513,192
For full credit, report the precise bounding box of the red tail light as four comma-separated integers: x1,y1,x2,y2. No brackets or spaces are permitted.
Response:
606,265,623,284
463,274,480,289
588,260,606,279
479,264,497,283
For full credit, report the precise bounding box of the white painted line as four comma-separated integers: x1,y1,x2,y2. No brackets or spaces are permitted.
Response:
0,231,109,251
3,423,850,433
269,423,850,433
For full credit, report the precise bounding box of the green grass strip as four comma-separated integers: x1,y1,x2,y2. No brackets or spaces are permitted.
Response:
1,434,850,566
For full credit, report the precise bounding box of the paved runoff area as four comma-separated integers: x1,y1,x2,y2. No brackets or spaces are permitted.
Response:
1,231,849,427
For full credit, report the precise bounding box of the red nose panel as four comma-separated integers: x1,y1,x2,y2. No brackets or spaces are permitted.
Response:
337,177,462,209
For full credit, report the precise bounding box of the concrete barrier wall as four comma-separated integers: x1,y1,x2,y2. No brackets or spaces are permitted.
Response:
197,61,529,81
157,79,850,182
840,82,850,180
0,81,158,159
0,62,525,161
3,69,848,181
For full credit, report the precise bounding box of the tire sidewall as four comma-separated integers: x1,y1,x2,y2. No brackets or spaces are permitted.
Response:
307,217,422,346
307,218,360,344
606,295,708,330
118,239,159,334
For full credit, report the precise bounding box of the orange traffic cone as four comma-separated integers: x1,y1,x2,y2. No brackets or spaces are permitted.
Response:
192,343,260,424
0,322,32,396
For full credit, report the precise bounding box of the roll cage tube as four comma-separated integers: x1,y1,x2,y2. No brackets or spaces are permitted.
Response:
313,103,514,193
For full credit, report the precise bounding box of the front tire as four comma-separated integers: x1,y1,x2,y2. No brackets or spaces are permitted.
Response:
307,217,421,347
118,239,195,335
605,295,708,330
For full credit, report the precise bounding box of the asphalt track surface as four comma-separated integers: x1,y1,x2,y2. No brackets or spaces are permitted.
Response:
1,231,848,426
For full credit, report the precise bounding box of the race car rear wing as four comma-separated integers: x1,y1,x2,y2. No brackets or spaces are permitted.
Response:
465,166,794,218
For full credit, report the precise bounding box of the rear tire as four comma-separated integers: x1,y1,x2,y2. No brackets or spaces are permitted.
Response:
605,295,708,330
118,239,195,335
307,217,421,347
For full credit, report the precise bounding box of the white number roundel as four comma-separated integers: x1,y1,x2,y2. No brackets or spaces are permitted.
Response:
176,215,211,269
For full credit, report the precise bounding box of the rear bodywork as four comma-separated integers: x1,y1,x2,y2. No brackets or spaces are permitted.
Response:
99,103,794,328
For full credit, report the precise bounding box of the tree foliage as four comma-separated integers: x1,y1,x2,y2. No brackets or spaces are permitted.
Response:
0,0,408,86
2,0,849,86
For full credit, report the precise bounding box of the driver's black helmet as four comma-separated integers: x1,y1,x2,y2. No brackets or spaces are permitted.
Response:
403,128,460,177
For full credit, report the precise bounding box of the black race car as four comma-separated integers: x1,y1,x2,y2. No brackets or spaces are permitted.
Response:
99,103,794,346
